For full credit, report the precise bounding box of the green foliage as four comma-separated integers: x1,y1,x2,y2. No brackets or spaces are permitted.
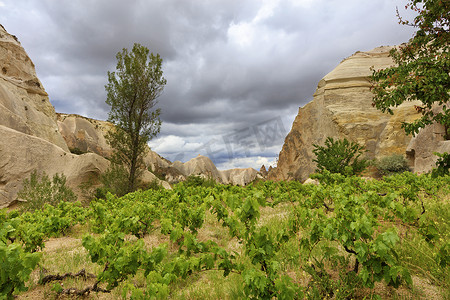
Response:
18,171,76,212
182,175,217,188
0,243,40,299
4,173,450,298
0,199,88,299
371,0,450,138
376,154,411,176
98,163,130,197
312,137,368,176
105,43,166,194
148,165,166,181
142,178,163,191
431,152,450,177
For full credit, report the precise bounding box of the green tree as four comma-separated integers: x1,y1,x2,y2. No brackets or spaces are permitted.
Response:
105,43,166,194
312,137,368,176
371,0,449,139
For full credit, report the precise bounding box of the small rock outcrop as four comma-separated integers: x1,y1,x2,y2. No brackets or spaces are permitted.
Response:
269,46,423,182
259,165,268,177
172,155,222,180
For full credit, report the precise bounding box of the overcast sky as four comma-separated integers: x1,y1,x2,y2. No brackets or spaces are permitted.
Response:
1,0,417,170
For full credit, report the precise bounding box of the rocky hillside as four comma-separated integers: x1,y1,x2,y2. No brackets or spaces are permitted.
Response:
0,25,108,207
0,26,168,207
57,113,262,185
269,46,449,181
0,24,261,207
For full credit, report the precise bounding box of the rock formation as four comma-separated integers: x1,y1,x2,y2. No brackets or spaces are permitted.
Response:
269,46,423,181
0,25,260,207
171,155,261,185
220,167,262,186
259,165,268,177
0,24,68,150
0,125,110,207
56,113,263,186
172,155,222,180
0,25,115,207
406,122,450,174
57,113,114,157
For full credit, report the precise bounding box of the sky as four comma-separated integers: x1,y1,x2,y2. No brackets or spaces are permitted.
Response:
0,0,417,170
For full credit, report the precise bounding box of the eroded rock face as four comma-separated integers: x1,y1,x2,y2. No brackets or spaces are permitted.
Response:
170,155,260,186
172,155,222,180
57,113,114,157
56,114,261,186
269,46,422,181
57,113,173,174
220,168,261,186
0,125,110,208
0,26,123,206
0,25,68,151
406,122,450,174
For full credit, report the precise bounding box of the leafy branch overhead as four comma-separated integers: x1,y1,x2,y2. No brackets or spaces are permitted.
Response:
371,0,450,139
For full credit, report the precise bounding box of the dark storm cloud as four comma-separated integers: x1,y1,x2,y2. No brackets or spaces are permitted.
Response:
1,0,417,169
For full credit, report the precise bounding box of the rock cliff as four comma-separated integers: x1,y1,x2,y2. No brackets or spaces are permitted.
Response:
0,25,114,207
57,113,114,157
0,25,68,150
268,46,423,181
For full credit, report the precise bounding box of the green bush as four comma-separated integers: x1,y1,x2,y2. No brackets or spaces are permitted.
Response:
148,165,166,181
0,243,41,299
97,164,162,199
431,152,450,178
141,178,163,191
98,164,130,197
182,175,217,187
18,171,76,212
312,137,368,176
376,154,410,176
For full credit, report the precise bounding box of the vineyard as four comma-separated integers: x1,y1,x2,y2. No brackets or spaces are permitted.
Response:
1,172,449,299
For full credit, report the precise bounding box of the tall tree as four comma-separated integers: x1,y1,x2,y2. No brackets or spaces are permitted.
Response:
105,43,166,193
371,0,449,139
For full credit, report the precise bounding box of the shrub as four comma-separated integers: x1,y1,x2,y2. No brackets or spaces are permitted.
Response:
148,165,166,181
182,175,217,187
376,154,410,176
98,164,130,197
312,137,368,176
18,171,76,212
141,178,162,191
431,152,450,177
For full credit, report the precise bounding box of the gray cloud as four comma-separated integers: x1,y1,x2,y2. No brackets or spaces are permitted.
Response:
1,0,417,169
